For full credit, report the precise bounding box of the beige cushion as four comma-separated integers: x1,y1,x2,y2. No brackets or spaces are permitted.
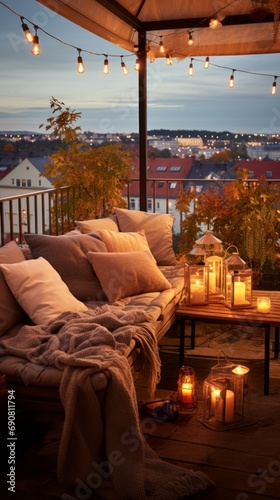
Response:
0,257,88,325
0,241,27,335
87,250,171,303
95,229,155,259
114,208,177,266
24,234,107,301
75,215,119,233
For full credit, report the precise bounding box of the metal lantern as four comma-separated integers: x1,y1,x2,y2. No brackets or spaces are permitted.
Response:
184,261,209,306
223,246,253,309
194,230,224,302
177,365,197,410
199,356,251,430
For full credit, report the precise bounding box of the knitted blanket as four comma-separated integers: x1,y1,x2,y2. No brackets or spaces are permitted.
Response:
0,305,212,498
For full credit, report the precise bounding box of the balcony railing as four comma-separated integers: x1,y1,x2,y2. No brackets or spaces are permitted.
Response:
1,178,279,246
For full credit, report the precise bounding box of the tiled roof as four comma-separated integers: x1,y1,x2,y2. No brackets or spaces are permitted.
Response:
234,160,280,179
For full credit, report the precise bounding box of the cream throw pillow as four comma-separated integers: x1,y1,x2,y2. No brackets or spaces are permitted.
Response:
94,229,155,260
75,216,119,233
114,208,177,266
87,250,171,303
0,257,88,325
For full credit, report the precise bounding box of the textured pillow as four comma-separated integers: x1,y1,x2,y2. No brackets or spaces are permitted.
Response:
24,233,107,301
114,208,177,266
94,229,155,259
87,250,171,303
75,215,119,233
0,241,27,335
0,257,88,325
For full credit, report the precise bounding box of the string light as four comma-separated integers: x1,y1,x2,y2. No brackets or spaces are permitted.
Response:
204,56,210,69
187,32,194,46
134,57,140,71
103,56,109,74
21,17,33,43
188,58,194,76
121,57,129,75
209,15,223,29
159,36,165,54
229,70,235,88
271,76,277,95
166,53,173,66
31,26,41,56
76,48,85,73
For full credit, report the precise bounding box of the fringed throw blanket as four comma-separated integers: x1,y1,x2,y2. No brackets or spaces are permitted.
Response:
0,305,212,499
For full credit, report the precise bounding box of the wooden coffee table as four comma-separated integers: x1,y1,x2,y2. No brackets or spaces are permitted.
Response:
176,290,280,395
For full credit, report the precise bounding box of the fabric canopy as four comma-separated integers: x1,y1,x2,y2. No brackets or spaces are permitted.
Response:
36,0,280,57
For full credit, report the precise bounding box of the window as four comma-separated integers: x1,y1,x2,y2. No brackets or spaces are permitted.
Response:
170,166,181,172
16,179,20,187
27,179,31,187
12,179,14,185
266,171,273,178
157,181,164,188
156,166,167,171
249,171,255,178
38,179,42,187
26,166,29,170
169,182,177,189
156,202,160,209
147,199,152,211
130,198,136,209
22,179,27,187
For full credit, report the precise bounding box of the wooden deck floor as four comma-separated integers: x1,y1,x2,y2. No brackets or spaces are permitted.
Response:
0,325,279,499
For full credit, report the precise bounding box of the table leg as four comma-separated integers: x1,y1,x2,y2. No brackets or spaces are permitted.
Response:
190,319,196,349
264,325,270,396
274,327,279,360
179,316,185,367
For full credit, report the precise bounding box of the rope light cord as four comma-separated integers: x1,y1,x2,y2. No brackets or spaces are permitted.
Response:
0,0,280,88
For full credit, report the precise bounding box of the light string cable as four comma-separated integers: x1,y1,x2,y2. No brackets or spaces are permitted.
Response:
0,1,134,71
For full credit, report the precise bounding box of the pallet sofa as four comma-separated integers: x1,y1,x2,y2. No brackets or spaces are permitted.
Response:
0,208,185,411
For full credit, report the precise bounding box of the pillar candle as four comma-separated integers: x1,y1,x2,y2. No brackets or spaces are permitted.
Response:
190,282,205,304
233,281,246,305
215,389,235,423
181,382,193,403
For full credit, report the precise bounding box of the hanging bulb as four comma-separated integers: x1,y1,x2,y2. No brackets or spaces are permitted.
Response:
209,15,223,29
188,32,194,46
133,44,139,52
77,49,85,74
188,58,194,76
229,70,235,88
31,27,41,55
134,58,140,71
204,56,210,69
271,77,277,95
165,53,173,66
159,37,165,54
21,17,33,43
121,57,129,75
103,57,109,74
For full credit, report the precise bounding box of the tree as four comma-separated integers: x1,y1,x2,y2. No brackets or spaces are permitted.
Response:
40,97,135,226
176,169,280,286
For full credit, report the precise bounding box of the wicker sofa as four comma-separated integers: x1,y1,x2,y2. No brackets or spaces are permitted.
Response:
0,208,184,411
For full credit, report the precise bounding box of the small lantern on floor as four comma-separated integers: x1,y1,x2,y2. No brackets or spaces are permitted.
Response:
199,354,251,430
184,261,209,306
193,230,224,302
177,365,197,409
223,246,253,309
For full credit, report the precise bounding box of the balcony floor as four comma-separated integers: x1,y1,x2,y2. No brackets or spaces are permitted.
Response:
0,322,279,499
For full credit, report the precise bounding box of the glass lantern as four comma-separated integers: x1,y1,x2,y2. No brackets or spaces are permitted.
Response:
223,247,253,309
177,365,197,410
194,230,224,302
199,357,251,430
184,261,209,306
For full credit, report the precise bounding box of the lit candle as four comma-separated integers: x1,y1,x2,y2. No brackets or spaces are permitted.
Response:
215,389,235,423
210,387,221,414
257,297,271,313
233,281,246,305
181,382,193,403
209,271,216,293
190,280,205,304
232,365,250,376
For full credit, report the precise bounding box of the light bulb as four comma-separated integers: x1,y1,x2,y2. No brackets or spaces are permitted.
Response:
271,78,277,95
209,16,222,29
21,19,33,43
103,57,109,74
159,38,165,54
166,53,173,66
134,58,140,71
188,59,193,76
188,32,194,46
121,60,129,75
229,72,234,88
204,56,210,69
31,35,41,55
76,50,85,73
